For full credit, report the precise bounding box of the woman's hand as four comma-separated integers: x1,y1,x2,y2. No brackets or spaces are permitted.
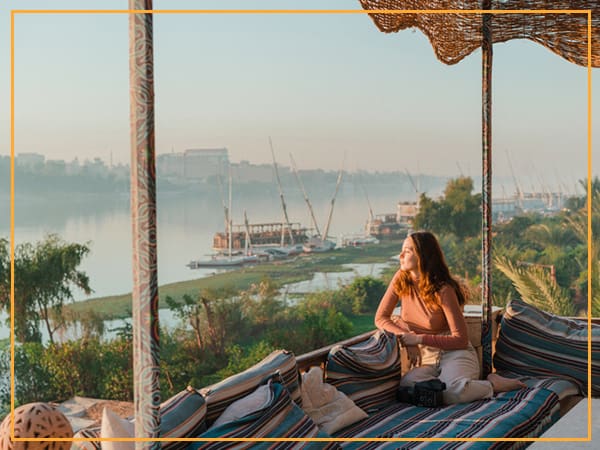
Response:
405,345,421,368
399,333,423,368
400,332,423,347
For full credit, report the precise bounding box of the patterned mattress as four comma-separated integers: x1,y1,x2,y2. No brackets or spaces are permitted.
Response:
334,385,566,449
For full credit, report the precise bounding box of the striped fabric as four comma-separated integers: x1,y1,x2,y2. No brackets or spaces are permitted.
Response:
325,330,401,413
495,370,581,401
494,298,600,396
200,350,302,426
161,386,207,450
334,387,560,449
70,387,206,450
188,381,341,449
71,427,101,450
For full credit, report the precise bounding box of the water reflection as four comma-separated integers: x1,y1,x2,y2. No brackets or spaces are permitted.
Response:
284,263,392,295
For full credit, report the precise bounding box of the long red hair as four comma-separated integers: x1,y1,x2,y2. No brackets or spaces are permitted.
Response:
393,231,467,309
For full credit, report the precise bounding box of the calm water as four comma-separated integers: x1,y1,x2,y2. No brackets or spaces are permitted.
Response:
0,187,410,340
3,188,409,301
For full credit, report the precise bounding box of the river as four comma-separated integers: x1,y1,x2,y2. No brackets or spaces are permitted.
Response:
0,186,413,340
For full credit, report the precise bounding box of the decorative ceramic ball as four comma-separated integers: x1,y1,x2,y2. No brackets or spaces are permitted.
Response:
0,402,73,450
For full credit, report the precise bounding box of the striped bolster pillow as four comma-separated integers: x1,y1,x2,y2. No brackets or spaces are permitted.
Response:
160,386,207,449
199,349,302,426
70,387,205,450
72,427,101,450
494,298,600,396
325,330,401,412
188,381,339,449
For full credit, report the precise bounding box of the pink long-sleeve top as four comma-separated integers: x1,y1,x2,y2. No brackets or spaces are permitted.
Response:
375,271,470,350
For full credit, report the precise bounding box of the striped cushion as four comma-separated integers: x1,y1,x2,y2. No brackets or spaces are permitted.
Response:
71,427,101,450
188,381,339,449
494,298,600,396
334,387,560,447
325,330,401,412
70,387,205,450
160,386,207,449
199,349,302,426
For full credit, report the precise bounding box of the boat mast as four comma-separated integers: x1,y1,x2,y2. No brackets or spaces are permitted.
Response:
289,153,321,238
506,150,524,210
322,163,344,242
243,210,252,255
228,167,233,259
269,137,295,246
357,173,375,235
216,168,230,248
405,168,420,202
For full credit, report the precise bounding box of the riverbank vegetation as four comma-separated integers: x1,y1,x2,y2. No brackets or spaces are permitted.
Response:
0,175,597,415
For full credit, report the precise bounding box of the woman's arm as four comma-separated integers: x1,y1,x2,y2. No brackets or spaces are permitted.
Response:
374,271,411,335
419,285,470,350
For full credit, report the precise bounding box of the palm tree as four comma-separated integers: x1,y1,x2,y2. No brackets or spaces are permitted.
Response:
495,180,600,317
495,255,575,316
563,186,600,317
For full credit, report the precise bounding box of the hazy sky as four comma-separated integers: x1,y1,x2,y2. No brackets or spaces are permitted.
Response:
0,0,597,190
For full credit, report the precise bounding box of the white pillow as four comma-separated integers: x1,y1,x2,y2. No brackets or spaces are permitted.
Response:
209,383,272,430
100,407,134,450
300,366,368,434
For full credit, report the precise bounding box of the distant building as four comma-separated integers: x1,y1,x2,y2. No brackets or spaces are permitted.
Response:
183,148,229,180
16,152,45,170
65,158,81,175
84,157,110,177
231,160,273,183
157,153,185,178
44,159,66,176
157,148,230,181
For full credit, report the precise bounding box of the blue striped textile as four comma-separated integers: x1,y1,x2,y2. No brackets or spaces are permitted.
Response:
70,387,206,450
187,381,340,449
493,298,600,396
325,330,401,413
161,386,207,449
334,387,560,449
200,350,302,426
495,371,581,401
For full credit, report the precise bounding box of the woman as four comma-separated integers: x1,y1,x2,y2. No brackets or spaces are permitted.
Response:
375,231,525,404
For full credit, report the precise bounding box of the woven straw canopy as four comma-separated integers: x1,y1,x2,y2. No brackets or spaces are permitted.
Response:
359,0,600,67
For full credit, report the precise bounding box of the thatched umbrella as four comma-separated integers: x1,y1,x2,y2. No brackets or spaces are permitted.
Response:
359,0,599,375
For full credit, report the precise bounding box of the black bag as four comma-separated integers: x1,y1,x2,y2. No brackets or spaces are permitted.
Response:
397,378,446,407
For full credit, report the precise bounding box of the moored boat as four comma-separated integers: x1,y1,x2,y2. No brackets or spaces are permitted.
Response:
212,222,309,252
187,254,259,269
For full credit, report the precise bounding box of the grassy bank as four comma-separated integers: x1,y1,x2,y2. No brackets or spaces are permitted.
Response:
65,241,402,319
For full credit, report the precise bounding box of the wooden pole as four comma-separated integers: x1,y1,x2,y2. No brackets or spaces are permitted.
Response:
128,0,160,447
481,1,493,378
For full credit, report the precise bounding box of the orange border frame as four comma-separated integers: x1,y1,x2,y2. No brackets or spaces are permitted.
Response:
9,7,593,445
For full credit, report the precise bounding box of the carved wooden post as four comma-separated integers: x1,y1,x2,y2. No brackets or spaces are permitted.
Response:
481,1,493,378
128,0,160,447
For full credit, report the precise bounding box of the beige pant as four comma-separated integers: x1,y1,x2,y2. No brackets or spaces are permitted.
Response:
399,343,494,405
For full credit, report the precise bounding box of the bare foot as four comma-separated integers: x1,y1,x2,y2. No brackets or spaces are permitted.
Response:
487,373,527,393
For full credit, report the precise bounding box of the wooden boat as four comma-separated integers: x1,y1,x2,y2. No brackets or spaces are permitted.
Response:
367,201,418,241
302,236,336,253
212,222,309,252
186,254,257,269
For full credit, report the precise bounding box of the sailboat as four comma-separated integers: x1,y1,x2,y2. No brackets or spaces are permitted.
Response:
301,159,344,253
188,170,256,269
261,139,304,256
